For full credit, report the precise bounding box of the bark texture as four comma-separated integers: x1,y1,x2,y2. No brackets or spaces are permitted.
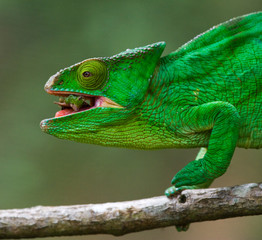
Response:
0,183,262,239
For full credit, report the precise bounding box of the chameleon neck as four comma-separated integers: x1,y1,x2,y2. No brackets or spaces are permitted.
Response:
139,59,210,149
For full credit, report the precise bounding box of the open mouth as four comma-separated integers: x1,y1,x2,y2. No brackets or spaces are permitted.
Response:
54,94,98,117
48,91,123,118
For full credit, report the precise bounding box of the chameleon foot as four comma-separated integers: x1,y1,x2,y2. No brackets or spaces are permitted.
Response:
176,224,190,232
165,186,180,197
165,185,197,197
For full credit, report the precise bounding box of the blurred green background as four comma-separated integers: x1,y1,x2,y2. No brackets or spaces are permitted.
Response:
0,0,261,239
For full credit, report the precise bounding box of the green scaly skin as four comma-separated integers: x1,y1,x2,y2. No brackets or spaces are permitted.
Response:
41,12,262,199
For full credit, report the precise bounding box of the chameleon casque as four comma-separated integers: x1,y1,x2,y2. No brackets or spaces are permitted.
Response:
41,12,262,198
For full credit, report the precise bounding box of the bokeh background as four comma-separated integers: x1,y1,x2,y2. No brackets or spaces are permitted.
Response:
0,0,261,239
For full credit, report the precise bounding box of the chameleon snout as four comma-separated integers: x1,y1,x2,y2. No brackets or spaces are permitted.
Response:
44,73,58,92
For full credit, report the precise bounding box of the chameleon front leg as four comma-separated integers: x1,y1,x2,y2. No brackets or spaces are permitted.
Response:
165,148,213,196
165,102,240,197
167,147,214,232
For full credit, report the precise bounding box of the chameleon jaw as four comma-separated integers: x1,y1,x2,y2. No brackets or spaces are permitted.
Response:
46,90,123,118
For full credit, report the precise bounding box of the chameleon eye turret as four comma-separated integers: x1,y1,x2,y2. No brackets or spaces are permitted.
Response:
77,60,107,90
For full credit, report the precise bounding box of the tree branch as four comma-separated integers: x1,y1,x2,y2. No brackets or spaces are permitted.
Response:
0,182,262,239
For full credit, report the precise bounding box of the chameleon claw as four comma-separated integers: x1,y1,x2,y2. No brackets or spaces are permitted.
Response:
165,186,179,197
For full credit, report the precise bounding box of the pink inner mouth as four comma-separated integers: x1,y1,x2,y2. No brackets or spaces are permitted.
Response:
55,106,93,117
55,108,75,117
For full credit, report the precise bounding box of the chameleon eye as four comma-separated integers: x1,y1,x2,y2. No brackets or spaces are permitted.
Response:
82,71,91,78
77,60,107,90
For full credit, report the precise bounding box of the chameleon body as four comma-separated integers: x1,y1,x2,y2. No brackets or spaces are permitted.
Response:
41,12,262,197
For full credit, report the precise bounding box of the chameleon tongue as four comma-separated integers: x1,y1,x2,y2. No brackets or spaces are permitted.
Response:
55,109,75,118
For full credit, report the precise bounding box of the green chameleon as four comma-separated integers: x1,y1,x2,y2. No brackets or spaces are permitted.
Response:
41,12,261,198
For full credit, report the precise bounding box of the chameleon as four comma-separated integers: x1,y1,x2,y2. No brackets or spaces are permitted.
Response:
40,12,262,198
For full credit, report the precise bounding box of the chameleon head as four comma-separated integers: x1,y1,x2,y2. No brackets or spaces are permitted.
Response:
40,42,166,147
